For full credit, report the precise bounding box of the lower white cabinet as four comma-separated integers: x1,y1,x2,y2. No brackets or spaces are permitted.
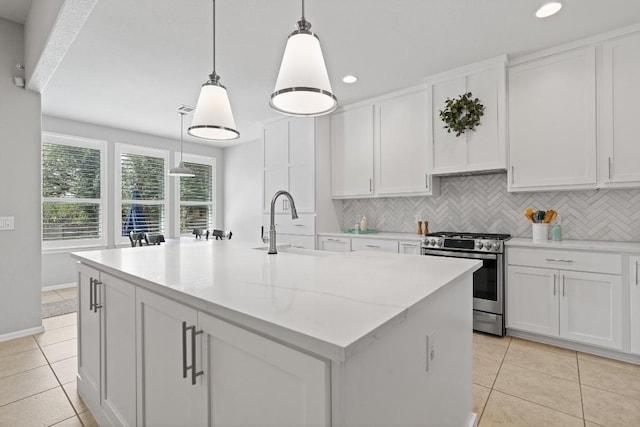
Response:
77,264,136,427
351,237,398,253
318,236,351,252
507,265,622,350
630,256,640,355
135,287,328,427
199,312,328,427
399,240,422,255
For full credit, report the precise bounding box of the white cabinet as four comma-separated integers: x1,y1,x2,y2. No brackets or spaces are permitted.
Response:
428,57,507,175
331,91,439,199
508,46,597,191
135,288,205,427
198,312,328,427
399,240,422,255
507,266,559,337
375,88,435,195
507,248,623,350
77,265,136,427
630,256,640,355
599,32,640,187
351,237,398,253
264,117,315,213
318,236,351,252
330,105,375,197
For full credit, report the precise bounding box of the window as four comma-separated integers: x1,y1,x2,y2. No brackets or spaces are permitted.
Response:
115,144,169,242
41,133,106,249
177,154,215,234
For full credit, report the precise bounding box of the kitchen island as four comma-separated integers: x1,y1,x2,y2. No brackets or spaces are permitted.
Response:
72,239,481,427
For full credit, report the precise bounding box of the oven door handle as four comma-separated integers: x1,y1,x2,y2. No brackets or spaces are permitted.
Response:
474,312,498,323
422,249,498,260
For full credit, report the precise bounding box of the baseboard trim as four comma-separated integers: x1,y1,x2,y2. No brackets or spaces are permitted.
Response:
42,282,76,292
467,412,478,427
0,325,45,343
507,329,640,365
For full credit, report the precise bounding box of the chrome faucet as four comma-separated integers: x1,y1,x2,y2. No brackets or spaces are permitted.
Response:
268,190,298,254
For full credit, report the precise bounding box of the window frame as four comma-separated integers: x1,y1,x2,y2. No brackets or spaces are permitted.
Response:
41,132,108,251
114,143,170,246
173,153,216,236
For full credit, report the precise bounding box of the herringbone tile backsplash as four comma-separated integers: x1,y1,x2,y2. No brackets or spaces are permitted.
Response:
343,173,640,241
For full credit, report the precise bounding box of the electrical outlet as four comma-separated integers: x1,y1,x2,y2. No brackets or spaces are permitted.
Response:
5,217,14,230
425,331,436,372
0,218,5,230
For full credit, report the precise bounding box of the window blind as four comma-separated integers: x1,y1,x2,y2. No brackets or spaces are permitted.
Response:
42,142,102,241
180,161,214,233
121,152,166,236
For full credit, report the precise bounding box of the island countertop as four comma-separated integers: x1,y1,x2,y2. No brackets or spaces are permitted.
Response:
72,239,480,361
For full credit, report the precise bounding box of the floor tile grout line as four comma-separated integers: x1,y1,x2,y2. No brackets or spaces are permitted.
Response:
578,381,640,403
576,351,587,427
0,383,61,409
487,389,586,422
0,362,52,382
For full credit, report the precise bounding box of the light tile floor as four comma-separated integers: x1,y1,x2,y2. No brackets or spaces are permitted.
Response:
3,298,640,426
474,333,640,426
0,312,97,427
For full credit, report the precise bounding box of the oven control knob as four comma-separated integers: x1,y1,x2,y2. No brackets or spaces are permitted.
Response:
428,239,435,246
436,239,443,247
476,242,483,249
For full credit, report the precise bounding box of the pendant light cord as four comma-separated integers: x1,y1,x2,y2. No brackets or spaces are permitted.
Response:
212,0,216,75
180,112,185,162
301,0,305,19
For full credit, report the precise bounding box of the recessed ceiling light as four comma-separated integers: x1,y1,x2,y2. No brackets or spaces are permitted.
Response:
342,75,358,84
536,1,562,18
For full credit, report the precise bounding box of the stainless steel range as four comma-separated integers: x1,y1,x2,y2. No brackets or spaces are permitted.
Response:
421,232,511,336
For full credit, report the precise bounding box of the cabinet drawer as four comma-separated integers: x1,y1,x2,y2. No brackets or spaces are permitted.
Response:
507,247,621,275
399,240,422,255
264,214,316,236
351,238,399,253
318,236,351,252
277,234,316,250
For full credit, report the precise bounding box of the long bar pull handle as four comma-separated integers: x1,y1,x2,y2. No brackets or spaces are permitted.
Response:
562,275,566,297
636,261,638,286
553,275,556,296
608,157,612,180
182,321,189,379
89,278,94,311
191,327,204,385
425,174,429,189
93,280,103,312
511,166,514,185
369,178,373,193
365,244,380,248
545,258,574,263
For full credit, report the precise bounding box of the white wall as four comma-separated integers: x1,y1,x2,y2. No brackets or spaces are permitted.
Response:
223,139,263,242
41,115,225,288
0,17,43,339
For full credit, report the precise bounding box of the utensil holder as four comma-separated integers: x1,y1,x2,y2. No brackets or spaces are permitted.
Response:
532,223,549,241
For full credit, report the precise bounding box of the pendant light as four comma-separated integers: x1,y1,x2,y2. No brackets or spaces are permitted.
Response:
169,111,195,177
188,0,239,140
270,0,337,117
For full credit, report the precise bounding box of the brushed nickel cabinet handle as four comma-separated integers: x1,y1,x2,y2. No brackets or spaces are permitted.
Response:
608,157,612,180
365,244,380,248
93,280,103,312
425,174,429,189
182,321,189,379
511,166,514,185
553,275,556,296
545,258,573,263
89,278,94,311
369,178,373,193
636,261,638,285
191,327,204,385
562,275,566,297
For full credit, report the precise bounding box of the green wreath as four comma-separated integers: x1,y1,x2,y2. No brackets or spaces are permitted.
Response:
439,92,485,137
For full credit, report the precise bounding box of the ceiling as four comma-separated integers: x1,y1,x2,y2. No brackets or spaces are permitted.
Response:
0,0,32,24
6,1,640,147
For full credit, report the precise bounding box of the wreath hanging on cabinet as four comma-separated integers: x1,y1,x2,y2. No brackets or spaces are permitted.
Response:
439,92,485,137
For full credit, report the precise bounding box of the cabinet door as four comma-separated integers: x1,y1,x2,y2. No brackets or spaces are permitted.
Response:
288,118,316,212
289,164,315,213
630,257,640,354
136,288,205,427
77,263,101,406
431,77,466,172
330,105,374,197
506,266,559,337
289,118,315,165
399,240,422,255
101,274,136,427
508,46,597,191
559,271,622,350
376,89,431,195
351,238,398,253
318,237,351,252
199,313,328,427
264,169,288,213
600,32,640,186
264,119,289,169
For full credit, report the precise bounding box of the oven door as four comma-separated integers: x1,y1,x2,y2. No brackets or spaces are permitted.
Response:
422,249,503,315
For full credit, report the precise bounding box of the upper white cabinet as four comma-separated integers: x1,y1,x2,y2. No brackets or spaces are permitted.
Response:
375,88,436,195
264,117,315,213
428,57,507,175
331,105,375,197
508,46,598,192
331,89,439,199
599,32,640,187
630,256,640,355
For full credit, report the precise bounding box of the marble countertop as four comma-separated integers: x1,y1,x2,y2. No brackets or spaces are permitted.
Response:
72,238,479,361
318,231,426,241
507,237,640,254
